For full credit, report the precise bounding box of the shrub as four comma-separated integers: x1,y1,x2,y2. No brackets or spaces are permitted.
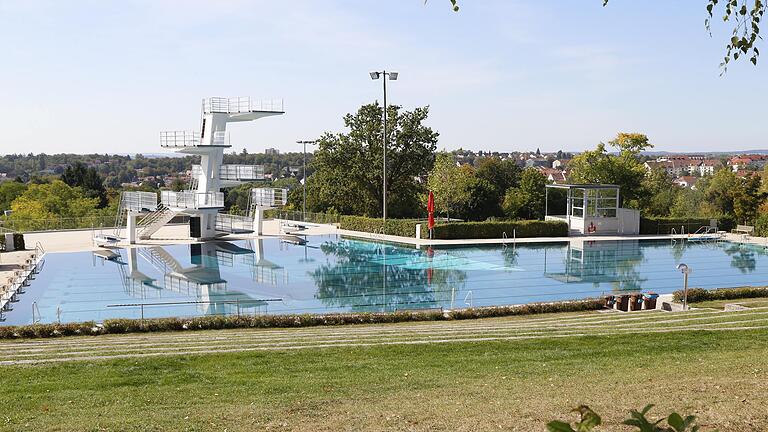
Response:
673,286,768,303
339,216,419,237
432,220,568,239
640,216,733,235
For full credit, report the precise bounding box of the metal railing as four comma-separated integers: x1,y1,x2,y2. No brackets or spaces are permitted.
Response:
251,188,288,208
1,216,117,233
203,97,284,114
161,191,224,209
215,213,254,233
192,164,265,182
160,130,201,147
120,191,158,212
266,210,341,225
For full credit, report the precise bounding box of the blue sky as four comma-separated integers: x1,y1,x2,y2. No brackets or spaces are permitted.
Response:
0,0,765,154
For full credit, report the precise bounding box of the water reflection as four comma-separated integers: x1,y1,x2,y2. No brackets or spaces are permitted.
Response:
110,241,272,315
544,239,646,292
311,240,466,312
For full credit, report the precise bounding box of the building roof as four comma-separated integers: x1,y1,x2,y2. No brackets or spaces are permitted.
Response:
545,183,619,190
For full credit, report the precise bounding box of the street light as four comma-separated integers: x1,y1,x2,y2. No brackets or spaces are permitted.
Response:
297,140,317,222
676,263,692,311
370,70,398,222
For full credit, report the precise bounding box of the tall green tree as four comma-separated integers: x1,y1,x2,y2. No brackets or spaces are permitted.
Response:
568,133,652,207
307,103,438,218
61,162,107,208
639,166,679,216
474,157,521,216
426,153,476,220
0,181,26,213
502,168,547,220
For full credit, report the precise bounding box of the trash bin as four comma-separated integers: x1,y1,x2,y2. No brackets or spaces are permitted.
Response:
629,293,643,311
643,292,659,310
616,294,630,312
603,295,616,309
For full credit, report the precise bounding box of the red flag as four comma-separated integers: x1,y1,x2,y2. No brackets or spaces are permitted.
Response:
427,191,435,230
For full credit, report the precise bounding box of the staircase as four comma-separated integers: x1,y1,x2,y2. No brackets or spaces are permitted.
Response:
137,246,185,274
137,205,177,240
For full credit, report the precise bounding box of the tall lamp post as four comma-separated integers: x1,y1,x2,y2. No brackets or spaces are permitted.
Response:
369,70,398,222
297,140,317,222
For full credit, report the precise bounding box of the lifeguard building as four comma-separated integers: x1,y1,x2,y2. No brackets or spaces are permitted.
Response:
544,184,640,236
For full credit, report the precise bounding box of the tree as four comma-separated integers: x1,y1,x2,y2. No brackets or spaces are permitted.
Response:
9,180,102,222
0,181,27,213
61,162,107,208
733,173,763,223
474,157,521,217
502,168,547,220
568,133,652,207
639,167,678,216
448,1,766,70
426,153,476,220
307,103,438,218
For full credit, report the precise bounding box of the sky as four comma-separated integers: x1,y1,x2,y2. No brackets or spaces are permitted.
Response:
0,0,766,155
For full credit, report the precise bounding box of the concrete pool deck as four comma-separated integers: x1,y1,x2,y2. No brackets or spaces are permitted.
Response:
9,221,768,254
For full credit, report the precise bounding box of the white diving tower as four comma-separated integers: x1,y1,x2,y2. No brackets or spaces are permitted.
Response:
118,97,288,243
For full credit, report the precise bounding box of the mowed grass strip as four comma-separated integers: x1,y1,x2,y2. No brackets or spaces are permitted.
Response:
2,309,768,364
0,329,766,431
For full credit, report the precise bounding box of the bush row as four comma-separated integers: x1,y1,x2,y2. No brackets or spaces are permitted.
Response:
639,216,735,235
339,216,419,237
432,220,568,239
673,286,768,303
0,299,605,340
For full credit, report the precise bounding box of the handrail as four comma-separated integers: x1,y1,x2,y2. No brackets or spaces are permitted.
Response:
203,97,284,114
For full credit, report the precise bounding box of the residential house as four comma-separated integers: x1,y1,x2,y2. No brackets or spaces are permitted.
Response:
673,176,698,189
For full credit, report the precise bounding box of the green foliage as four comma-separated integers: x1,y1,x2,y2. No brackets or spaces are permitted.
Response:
432,220,568,239
550,404,708,432
547,406,601,432
306,103,437,218
639,217,731,234
568,133,652,207
502,168,547,220
0,181,26,212
339,215,419,237
426,153,476,219
673,286,768,303
603,0,764,71
61,161,108,207
7,180,105,225
640,167,677,217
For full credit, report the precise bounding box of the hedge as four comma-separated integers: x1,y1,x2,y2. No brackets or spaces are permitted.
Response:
0,233,24,251
0,299,605,340
339,216,419,237
673,286,768,304
432,220,568,240
639,216,735,235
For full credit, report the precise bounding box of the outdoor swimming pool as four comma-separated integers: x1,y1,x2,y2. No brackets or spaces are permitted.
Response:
4,236,768,325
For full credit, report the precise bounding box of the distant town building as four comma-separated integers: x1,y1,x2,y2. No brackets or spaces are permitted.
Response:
265,148,280,155
673,176,698,189
538,167,567,184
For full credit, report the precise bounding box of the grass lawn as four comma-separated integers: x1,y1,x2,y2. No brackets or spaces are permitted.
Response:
0,329,767,431
691,296,768,310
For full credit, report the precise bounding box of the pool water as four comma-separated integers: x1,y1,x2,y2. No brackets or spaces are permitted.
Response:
4,236,768,325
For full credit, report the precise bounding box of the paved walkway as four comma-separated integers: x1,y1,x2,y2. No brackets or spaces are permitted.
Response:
1,307,766,365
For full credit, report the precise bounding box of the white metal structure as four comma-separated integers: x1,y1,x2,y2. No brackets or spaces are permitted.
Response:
120,96,285,242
